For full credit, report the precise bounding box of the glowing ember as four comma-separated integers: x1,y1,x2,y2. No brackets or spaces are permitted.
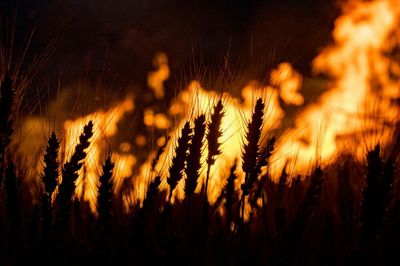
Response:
147,52,170,99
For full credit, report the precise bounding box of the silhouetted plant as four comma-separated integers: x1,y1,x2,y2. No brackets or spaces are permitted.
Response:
185,114,206,199
225,161,238,229
142,175,162,212
41,132,60,196
204,99,224,200
56,121,93,231
40,132,60,233
5,162,20,242
361,145,381,240
361,144,392,242
285,166,324,263
338,157,355,251
239,98,265,232
275,166,288,237
167,121,192,203
241,98,265,197
97,156,115,234
248,138,276,210
0,74,15,185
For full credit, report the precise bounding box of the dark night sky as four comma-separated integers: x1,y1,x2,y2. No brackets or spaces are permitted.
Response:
0,0,340,94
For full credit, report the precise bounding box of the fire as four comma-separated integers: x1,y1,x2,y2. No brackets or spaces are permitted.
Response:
118,78,288,208
63,97,134,211
270,0,400,179
147,52,170,99
151,80,286,204
143,108,171,129
148,0,400,201
24,0,400,212
271,62,304,106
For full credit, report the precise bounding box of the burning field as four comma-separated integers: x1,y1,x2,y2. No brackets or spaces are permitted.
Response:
0,0,400,265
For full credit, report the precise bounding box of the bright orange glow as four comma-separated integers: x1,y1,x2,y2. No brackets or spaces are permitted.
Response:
135,135,147,147
152,80,285,204
63,97,134,211
271,62,304,106
147,52,170,99
144,108,171,129
270,0,400,179
120,142,131,152
21,0,400,216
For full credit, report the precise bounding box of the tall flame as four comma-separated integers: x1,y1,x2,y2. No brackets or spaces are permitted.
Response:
270,0,400,179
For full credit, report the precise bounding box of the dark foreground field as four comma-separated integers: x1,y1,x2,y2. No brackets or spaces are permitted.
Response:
0,72,400,265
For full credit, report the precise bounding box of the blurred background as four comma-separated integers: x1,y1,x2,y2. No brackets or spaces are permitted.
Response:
0,0,340,91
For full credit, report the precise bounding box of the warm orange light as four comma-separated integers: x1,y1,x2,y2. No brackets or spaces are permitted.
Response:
63,97,135,212
147,52,170,99
270,0,400,179
21,0,400,216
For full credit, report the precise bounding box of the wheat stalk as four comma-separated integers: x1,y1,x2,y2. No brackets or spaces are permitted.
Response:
185,114,206,199
97,155,115,234
40,132,60,234
167,121,192,203
56,121,93,231
204,99,224,201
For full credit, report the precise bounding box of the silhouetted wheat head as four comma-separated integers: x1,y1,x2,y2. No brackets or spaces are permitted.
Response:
56,121,93,231
97,156,115,234
185,114,206,199
241,98,265,197
167,121,192,203
40,132,60,233
204,99,224,199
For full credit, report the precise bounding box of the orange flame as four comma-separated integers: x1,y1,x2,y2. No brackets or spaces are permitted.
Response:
147,52,170,99
271,62,304,106
270,0,400,179
26,0,400,213
63,97,134,211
